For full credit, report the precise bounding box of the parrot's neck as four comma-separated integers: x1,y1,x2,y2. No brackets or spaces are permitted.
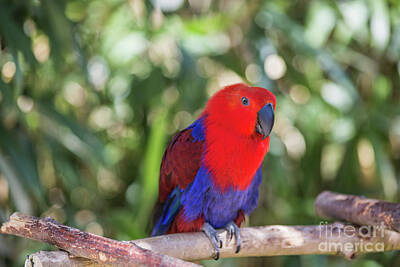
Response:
203,118,270,191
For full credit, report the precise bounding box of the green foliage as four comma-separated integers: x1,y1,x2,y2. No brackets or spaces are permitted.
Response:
0,0,399,266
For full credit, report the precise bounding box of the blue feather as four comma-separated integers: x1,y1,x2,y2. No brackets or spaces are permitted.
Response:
151,187,183,236
187,117,205,141
182,165,263,228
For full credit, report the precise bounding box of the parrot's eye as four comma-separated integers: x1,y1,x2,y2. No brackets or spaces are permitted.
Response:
241,97,249,106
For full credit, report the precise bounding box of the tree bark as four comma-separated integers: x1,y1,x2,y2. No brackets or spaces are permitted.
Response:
1,213,198,267
25,251,110,267
134,222,400,261
3,212,400,266
315,191,400,232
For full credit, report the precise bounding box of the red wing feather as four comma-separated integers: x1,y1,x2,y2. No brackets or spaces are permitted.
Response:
158,128,204,202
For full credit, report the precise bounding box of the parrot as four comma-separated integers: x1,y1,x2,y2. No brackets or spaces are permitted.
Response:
151,83,276,259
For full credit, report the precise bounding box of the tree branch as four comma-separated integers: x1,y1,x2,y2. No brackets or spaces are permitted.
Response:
315,191,400,232
25,251,111,267
1,213,198,267
2,212,400,266
135,222,400,260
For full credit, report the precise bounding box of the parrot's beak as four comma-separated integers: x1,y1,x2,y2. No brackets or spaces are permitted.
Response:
256,103,275,139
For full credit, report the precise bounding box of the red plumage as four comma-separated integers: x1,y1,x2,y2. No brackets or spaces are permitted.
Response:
203,84,276,190
153,83,276,235
158,128,203,202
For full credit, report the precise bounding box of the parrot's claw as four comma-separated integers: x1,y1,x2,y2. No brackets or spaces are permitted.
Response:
225,221,241,253
201,222,221,260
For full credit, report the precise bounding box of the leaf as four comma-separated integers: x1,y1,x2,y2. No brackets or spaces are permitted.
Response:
37,104,107,166
134,109,168,228
0,149,33,214
256,8,360,103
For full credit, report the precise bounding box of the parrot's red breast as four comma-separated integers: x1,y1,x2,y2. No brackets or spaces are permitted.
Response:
202,84,276,190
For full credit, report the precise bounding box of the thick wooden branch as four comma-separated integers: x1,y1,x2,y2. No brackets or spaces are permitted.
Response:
135,222,400,260
1,213,198,267
25,251,110,267
315,191,400,232
2,212,400,266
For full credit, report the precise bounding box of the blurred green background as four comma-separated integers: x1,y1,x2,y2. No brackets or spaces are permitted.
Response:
0,0,399,266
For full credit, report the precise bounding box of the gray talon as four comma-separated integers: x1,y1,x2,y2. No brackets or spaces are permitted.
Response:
235,243,241,254
202,222,221,260
228,227,233,241
224,221,241,253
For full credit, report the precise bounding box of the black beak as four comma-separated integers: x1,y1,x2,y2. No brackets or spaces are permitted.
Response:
256,103,275,139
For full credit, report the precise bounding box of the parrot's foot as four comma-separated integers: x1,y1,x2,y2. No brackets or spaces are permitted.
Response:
201,222,222,260
225,221,241,253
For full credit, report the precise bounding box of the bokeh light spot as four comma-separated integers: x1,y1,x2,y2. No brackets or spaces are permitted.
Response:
75,209,96,227
162,86,179,106
289,85,310,104
264,54,287,80
0,176,9,203
321,82,354,111
63,81,87,107
86,222,104,236
152,0,183,12
2,61,16,83
321,144,345,181
33,35,50,63
17,96,34,113
331,118,355,143
283,128,306,160
88,57,109,91
65,1,87,22
357,138,376,184
90,106,113,129
245,64,262,84
23,19,36,36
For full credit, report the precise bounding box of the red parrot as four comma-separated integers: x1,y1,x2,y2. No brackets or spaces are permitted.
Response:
151,83,276,258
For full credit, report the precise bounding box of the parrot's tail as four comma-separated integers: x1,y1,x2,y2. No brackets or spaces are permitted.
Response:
151,187,182,236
